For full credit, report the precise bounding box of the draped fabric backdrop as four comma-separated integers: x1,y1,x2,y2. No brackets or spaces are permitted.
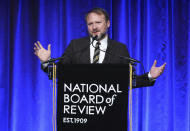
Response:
0,0,190,131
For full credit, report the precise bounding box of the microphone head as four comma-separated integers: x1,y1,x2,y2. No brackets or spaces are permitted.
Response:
92,35,98,41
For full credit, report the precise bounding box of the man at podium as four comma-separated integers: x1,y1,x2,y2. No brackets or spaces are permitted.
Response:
34,7,166,87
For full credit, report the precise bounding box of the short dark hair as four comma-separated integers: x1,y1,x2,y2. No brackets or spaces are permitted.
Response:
85,8,110,22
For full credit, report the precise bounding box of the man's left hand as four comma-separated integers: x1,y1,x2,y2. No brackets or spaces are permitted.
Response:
150,60,166,79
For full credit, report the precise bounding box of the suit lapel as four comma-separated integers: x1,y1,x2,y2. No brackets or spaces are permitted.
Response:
80,37,91,64
103,39,115,64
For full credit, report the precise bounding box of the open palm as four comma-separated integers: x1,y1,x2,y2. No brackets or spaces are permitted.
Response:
34,41,51,62
150,60,166,79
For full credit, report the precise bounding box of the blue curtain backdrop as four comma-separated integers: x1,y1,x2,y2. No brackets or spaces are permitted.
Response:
0,0,190,130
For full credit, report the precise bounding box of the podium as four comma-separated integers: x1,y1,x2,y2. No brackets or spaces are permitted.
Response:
56,64,130,131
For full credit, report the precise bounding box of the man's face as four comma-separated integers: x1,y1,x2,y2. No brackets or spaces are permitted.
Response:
86,12,110,40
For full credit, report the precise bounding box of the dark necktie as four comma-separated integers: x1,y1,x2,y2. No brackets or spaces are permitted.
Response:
93,42,100,64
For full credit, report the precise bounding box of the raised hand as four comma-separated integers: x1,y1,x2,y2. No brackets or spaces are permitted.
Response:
34,41,51,62
150,60,166,79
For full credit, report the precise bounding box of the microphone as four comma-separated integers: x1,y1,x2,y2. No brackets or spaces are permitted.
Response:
91,35,98,44
91,36,140,63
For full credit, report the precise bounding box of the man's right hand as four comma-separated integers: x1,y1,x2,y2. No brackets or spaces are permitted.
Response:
34,41,51,62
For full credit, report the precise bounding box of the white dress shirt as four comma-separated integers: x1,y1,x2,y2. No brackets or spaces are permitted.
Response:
90,35,108,63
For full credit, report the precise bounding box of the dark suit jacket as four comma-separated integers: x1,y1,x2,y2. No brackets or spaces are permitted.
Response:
52,36,155,88
60,36,129,64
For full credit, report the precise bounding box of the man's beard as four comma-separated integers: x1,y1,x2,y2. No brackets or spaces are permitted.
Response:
96,33,106,41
